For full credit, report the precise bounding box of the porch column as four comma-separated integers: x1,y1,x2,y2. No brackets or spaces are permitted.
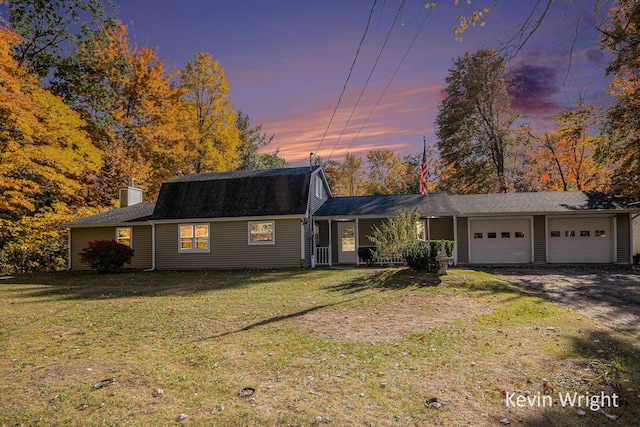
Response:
355,217,359,266
328,219,332,267
311,219,316,268
453,215,458,265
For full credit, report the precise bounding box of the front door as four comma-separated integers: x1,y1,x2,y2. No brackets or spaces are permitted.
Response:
338,222,357,264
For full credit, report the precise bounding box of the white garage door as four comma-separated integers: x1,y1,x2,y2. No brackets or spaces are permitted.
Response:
548,217,612,263
470,219,532,264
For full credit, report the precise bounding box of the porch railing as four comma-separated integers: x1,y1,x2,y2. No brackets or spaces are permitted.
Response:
315,246,330,265
314,246,405,266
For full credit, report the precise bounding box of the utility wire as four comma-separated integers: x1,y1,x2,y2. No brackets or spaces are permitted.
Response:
312,0,378,163
326,0,407,162
341,4,432,156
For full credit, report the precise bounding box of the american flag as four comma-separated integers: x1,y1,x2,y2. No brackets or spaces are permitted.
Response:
419,139,428,197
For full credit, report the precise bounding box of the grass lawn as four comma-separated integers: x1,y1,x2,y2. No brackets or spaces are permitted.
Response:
0,268,638,426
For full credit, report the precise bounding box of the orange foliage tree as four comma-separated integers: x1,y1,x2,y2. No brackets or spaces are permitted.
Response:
526,103,610,192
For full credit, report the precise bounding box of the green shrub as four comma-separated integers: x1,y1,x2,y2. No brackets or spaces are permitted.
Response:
0,238,68,274
79,240,134,273
402,239,455,272
358,246,376,266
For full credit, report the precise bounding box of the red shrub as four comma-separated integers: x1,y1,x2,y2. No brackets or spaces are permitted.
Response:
79,240,134,273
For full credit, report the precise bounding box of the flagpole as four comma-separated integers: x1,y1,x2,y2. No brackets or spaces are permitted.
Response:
424,136,431,241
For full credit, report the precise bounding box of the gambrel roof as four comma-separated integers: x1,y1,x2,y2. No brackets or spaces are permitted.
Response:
151,167,317,220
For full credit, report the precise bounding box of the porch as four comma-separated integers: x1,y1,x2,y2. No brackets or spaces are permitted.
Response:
311,217,455,267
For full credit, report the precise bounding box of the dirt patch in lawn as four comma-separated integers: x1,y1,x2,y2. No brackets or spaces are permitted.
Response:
293,295,492,342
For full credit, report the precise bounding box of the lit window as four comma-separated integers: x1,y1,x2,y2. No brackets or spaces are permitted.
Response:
580,230,590,237
179,224,209,252
116,227,132,247
249,221,275,244
474,233,483,239
595,230,606,238
515,232,525,238
501,232,510,238
488,232,497,239
550,231,560,237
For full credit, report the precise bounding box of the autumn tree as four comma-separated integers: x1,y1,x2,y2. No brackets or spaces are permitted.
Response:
598,0,640,198
436,48,524,194
530,103,610,191
236,110,285,169
323,153,365,196
365,149,407,195
59,21,186,203
180,52,241,174
0,26,102,272
0,26,101,219
4,0,114,79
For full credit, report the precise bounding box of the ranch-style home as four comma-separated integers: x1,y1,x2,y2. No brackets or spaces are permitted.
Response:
62,166,640,270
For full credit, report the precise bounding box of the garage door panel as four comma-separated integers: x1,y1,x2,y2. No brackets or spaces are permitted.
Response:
548,217,612,263
470,219,531,264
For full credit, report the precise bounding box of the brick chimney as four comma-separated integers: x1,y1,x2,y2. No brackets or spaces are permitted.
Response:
119,178,143,208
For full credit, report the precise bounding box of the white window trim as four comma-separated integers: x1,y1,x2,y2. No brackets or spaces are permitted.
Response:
316,179,323,199
116,227,132,247
178,223,210,253
248,221,276,245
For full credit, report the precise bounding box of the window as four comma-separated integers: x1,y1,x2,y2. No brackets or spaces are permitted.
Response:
474,232,483,239
316,179,323,199
515,231,525,238
116,227,132,247
488,232,497,239
550,231,560,237
565,230,575,237
249,221,275,244
416,221,426,240
580,230,590,237
501,232,510,238
179,224,209,252
595,230,606,238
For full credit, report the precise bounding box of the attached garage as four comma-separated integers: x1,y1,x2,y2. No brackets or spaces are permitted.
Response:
469,218,532,264
547,216,613,263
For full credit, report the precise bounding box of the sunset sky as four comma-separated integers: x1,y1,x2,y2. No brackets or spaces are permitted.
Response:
9,1,613,166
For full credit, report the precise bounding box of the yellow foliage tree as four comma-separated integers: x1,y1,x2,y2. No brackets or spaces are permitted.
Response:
0,26,101,220
180,52,241,173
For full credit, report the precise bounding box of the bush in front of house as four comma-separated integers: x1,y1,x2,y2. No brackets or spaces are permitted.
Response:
80,240,134,273
358,246,376,266
402,239,455,272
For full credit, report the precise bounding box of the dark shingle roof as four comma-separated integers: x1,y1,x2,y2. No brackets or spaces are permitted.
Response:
62,203,156,227
313,193,458,217
449,191,633,215
151,167,315,220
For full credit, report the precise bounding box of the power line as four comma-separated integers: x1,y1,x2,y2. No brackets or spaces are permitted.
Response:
325,0,407,162
341,4,432,156
312,0,378,163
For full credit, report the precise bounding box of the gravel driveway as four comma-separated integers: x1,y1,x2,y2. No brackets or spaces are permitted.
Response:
488,267,640,337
